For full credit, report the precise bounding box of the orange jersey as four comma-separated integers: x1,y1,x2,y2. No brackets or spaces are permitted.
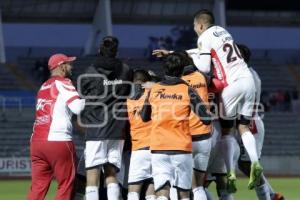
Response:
127,88,152,151
182,70,212,136
148,82,192,152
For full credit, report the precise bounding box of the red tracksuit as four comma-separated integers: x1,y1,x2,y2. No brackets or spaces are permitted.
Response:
27,76,83,200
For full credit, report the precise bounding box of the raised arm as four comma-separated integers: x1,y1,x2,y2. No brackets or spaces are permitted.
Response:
140,91,152,122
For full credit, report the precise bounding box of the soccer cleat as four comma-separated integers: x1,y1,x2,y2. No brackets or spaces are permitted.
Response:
248,161,263,190
272,193,285,200
227,171,237,193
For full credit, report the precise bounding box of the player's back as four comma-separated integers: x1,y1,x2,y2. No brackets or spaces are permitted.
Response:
148,80,192,152
32,76,75,141
127,87,152,151
181,68,211,136
199,26,252,85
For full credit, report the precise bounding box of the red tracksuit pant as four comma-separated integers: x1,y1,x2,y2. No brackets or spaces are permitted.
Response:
27,141,76,200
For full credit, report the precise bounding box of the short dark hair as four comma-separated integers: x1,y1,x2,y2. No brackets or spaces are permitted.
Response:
237,44,251,64
100,36,119,58
133,69,152,83
163,53,186,77
194,9,215,25
174,51,194,66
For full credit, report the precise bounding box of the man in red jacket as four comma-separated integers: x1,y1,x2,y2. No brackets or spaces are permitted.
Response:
27,53,85,200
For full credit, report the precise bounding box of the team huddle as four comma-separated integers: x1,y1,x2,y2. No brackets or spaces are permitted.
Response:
27,9,284,200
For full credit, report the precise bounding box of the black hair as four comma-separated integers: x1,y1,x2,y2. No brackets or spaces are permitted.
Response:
99,36,119,58
193,9,215,25
163,53,186,77
133,69,152,83
237,44,251,64
174,51,194,67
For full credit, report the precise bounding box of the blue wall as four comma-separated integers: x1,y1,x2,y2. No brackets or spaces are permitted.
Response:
3,23,300,49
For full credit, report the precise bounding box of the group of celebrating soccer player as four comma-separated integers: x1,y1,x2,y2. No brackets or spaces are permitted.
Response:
27,9,284,200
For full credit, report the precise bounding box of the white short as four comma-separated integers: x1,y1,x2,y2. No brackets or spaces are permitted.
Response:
239,117,265,161
85,140,124,169
221,76,255,118
192,138,212,171
128,150,152,184
151,153,193,191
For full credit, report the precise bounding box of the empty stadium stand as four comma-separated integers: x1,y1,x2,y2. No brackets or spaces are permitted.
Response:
0,64,23,90
252,63,296,92
263,112,300,156
0,107,85,158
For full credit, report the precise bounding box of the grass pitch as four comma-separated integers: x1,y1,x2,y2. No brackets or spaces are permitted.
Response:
0,177,299,199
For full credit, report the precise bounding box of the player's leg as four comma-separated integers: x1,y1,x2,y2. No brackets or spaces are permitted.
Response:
262,174,285,200
207,138,233,198
219,82,247,193
103,164,120,200
144,180,156,200
215,174,233,200
238,118,262,190
225,76,262,190
128,150,154,200
105,140,124,200
85,140,108,200
204,188,214,200
238,160,270,200
192,138,212,200
117,149,131,200
151,153,173,199
73,174,86,200
171,153,193,200
252,119,270,199
27,142,53,200
51,141,77,200
177,188,191,200
73,153,86,200
218,119,237,193
169,187,178,200
238,117,270,200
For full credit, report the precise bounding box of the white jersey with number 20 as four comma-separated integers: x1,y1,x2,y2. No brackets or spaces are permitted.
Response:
189,26,252,86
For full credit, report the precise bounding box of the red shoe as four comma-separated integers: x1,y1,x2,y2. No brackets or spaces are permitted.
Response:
272,193,285,200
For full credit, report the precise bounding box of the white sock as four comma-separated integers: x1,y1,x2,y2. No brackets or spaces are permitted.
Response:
145,195,156,200
255,183,271,200
241,131,259,163
157,196,168,200
219,189,233,200
170,187,178,200
181,198,190,200
204,188,214,200
86,186,99,200
128,192,139,200
220,134,236,172
193,186,207,200
107,183,120,200
262,175,275,197
73,192,85,200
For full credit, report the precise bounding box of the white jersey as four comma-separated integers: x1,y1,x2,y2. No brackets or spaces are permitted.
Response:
32,76,85,141
249,67,261,110
188,26,252,85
